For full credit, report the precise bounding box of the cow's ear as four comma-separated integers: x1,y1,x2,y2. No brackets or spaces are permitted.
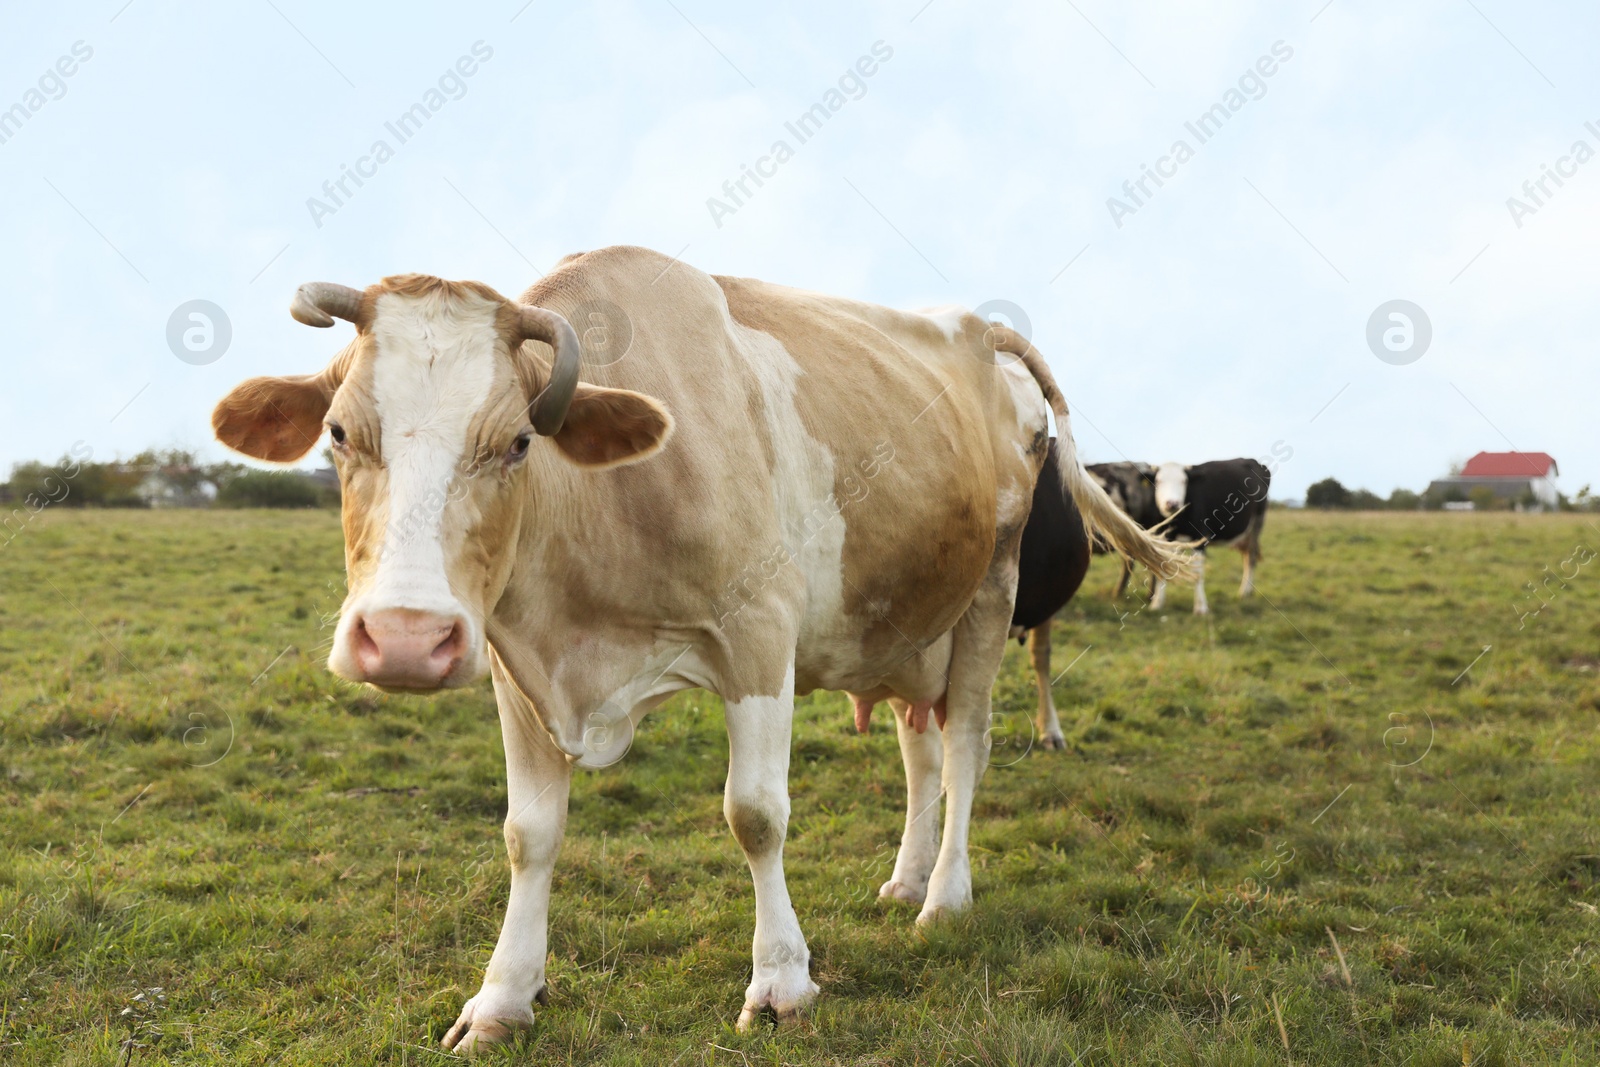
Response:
550,383,673,468
213,374,335,462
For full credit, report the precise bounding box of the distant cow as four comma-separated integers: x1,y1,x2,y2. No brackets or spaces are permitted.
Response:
1011,449,1092,750
1086,461,1162,598
1150,458,1270,615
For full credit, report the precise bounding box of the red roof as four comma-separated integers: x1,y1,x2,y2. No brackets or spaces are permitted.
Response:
1459,451,1558,478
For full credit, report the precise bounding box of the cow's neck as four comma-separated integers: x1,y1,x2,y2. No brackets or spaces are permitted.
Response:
484,447,691,763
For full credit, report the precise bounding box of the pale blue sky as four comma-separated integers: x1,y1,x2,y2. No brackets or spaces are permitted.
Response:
3,0,1595,499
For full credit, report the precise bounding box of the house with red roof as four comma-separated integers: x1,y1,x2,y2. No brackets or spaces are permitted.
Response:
1426,451,1560,511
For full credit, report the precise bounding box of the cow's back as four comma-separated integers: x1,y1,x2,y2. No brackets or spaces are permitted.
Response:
1176,458,1271,544
712,273,1048,690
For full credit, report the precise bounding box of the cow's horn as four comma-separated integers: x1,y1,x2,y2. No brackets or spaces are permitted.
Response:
518,306,582,436
290,283,364,328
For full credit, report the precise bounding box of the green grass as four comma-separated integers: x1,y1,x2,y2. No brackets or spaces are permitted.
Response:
2,508,1599,1065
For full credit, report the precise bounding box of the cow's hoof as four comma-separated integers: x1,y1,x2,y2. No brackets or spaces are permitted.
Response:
917,871,972,924
878,879,926,904
441,992,538,1054
1038,731,1067,751
1194,606,1210,616
915,897,970,926
736,973,818,1031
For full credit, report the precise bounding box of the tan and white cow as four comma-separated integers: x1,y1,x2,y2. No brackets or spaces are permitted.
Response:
211,246,1185,1051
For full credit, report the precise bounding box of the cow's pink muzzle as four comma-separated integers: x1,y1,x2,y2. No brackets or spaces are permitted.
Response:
346,608,469,690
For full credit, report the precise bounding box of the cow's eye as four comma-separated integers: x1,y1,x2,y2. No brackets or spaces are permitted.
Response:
506,431,532,462
328,422,347,448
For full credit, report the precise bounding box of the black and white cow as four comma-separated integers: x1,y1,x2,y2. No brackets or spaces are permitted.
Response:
1150,458,1270,615
1011,448,1092,750
1086,461,1163,599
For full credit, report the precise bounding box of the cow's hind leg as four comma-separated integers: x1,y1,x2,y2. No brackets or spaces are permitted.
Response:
1112,557,1133,599
1239,514,1264,598
919,553,1018,924
1029,622,1066,750
880,697,944,904
725,662,818,1029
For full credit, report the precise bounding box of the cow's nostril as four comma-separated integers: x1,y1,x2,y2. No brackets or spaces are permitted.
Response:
431,623,465,668
352,617,380,670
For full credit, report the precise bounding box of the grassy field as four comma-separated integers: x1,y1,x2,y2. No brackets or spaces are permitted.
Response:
2,508,1598,1065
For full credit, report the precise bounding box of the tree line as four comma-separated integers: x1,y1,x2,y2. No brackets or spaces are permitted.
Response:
7,450,1595,513
1302,477,1598,512
0,448,337,510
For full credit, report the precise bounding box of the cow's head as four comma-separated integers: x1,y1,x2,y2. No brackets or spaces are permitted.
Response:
212,276,673,691
1153,462,1189,517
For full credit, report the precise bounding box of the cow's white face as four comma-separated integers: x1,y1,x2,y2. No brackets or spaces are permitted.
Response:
212,275,674,693
1153,462,1189,517
323,289,512,691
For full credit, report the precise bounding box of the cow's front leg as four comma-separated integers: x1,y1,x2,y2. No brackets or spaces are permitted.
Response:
443,667,572,1054
724,664,818,1029
880,697,943,903
1192,549,1210,615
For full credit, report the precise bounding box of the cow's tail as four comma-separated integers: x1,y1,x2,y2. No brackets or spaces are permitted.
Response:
991,327,1193,582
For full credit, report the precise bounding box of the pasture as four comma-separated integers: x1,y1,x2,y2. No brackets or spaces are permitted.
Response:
2,508,1598,1065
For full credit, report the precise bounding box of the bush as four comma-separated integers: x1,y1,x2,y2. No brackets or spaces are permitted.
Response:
216,471,322,509
1423,483,1468,510
1303,479,1422,511
1305,478,1352,509
1388,489,1421,510
1468,486,1501,511
1348,489,1385,510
